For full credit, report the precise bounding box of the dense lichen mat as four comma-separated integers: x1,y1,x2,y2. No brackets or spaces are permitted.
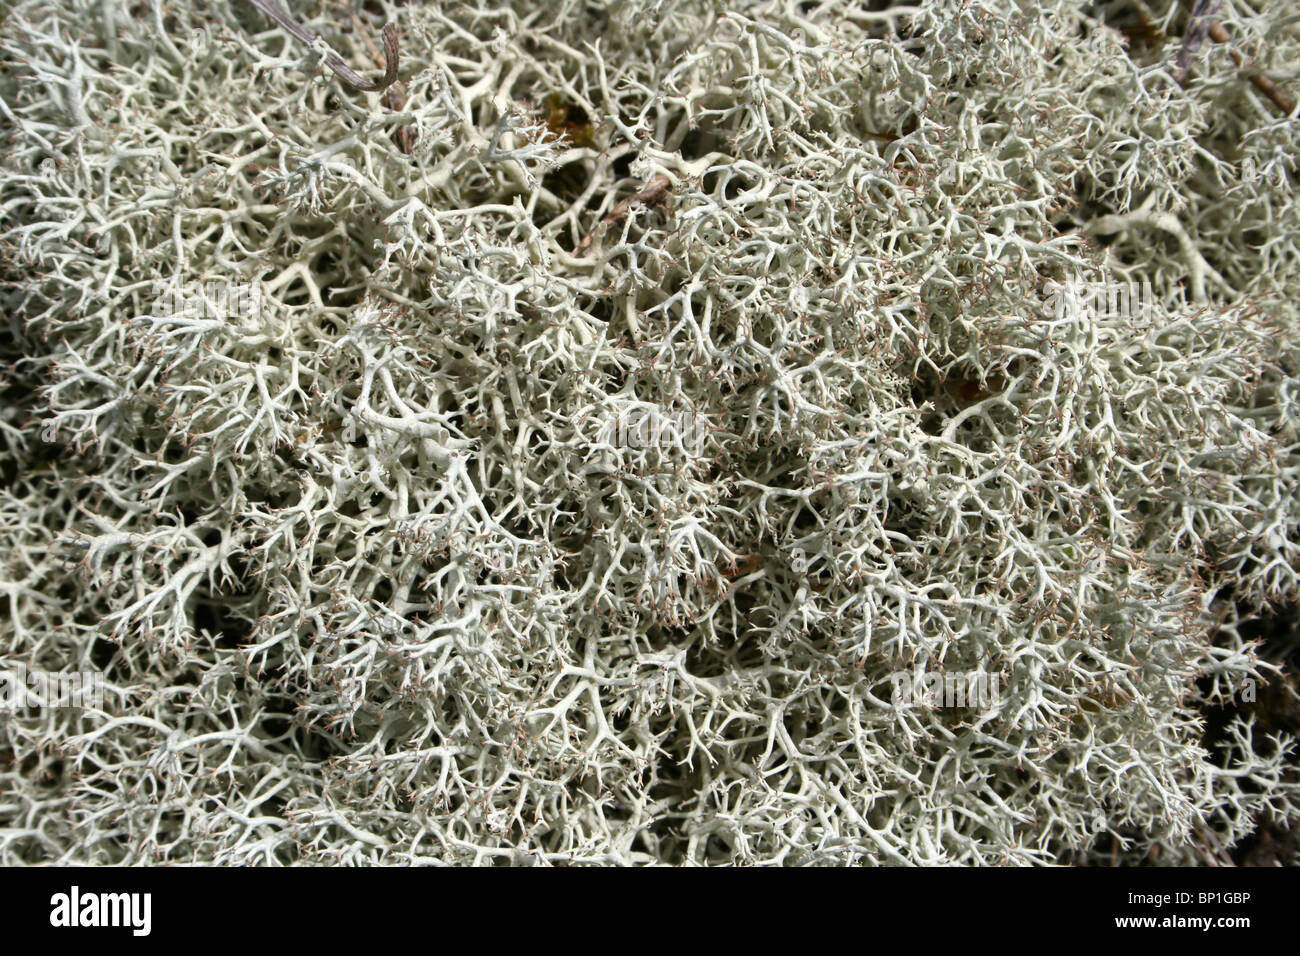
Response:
1,0,1298,864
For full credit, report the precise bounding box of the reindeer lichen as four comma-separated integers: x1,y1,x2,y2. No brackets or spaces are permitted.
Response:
1,0,1298,865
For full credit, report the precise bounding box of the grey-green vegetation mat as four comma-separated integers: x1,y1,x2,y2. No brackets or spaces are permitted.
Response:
1,0,1298,864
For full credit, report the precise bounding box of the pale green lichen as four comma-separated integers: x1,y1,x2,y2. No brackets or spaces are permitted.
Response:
1,0,1299,864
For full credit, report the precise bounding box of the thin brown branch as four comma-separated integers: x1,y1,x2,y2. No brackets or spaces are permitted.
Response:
1206,21,1297,116
350,10,413,152
1171,0,1296,115
243,0,400,93
575,175,672,255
